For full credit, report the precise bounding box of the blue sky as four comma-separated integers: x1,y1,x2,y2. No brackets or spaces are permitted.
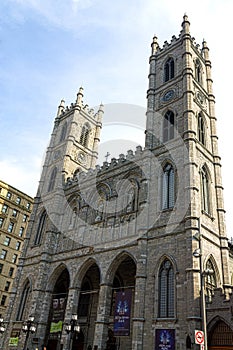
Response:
0,0,232,235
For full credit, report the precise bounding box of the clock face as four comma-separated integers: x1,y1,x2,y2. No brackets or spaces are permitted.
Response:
77,152,86,164
196,91,204,104
163,89,175,102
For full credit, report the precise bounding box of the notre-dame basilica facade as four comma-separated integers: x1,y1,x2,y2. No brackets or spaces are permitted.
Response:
2,15,233,350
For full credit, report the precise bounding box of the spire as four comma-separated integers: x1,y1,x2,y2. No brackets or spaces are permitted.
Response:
57,99,65,117
76,86,84,106
97,102,104,122
202,39,209,60
151,35,159,54
181,13,190,34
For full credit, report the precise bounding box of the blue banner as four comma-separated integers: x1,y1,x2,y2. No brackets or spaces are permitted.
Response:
114,290,132,336
155,329,175,350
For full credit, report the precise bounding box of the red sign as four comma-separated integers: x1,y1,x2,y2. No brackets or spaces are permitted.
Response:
195,330,204,344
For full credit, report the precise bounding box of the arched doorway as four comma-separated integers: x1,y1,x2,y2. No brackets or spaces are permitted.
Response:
208,320,233,350
46,268,70,350
76,262,100,349
108,255,136,350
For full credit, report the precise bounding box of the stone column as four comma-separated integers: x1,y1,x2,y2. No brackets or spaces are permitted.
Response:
93,283,112,350
61,286,80,350
132,238,147,350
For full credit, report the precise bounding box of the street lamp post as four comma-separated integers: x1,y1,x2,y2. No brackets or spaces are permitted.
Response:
193,219,213,350
0,318,6,335
22,315,36,350
65,314,80,350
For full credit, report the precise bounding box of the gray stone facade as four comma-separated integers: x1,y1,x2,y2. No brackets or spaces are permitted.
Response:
2,15,233,350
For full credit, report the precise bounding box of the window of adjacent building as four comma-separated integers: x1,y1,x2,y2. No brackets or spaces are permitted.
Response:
164,57,175,82
16,197,21,205
0,263,3,273
34,211,47,245
7,222,14,233
0,249,7,260
198,113,205,145
15,241,21,251
26,202,31,210
6,191,12,200
5,281,10,292
19,227,24,237
9,267,14,277
158,259,175,318
201,166,210,214
1,295,7,306
163,110,175,142
12,254,18,264
16,280,31,320
0,217,4,228
48,167,57,192
2,204,8,213
162,163,175,210
12,209,18,217
22,214,28,223
80,123,90,147
4,236,11,246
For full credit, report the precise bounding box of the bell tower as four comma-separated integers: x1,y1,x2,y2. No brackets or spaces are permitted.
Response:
145,13,231,335
38,87,103,196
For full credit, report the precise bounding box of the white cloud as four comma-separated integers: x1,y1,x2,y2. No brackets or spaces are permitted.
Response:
0,158,41,197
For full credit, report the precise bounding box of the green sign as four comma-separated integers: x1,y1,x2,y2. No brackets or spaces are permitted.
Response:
9,337,19,346
50,320,63,333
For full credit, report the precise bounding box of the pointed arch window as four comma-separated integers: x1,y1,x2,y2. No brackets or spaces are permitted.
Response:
60,121,67,142
80,123,90,147
162,163,175,210
198,113,205,145
48,167,57,192
205,259,216,301
163,111,174,142
16,280,31,320
158,259,175,318
34,210,47,245
164,58,175,82
201,166,210,214
195,59,202,83
125,180,138,213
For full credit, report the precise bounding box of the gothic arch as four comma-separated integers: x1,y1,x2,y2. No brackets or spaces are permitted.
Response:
157,256,177,318
16,277,33,321
200,163,213,215
194,58,203,84
203,254,221,287
47,263,70,292
162,109,176,143
197,111,207,145
59,121,67,142
207,316,233,347
160,160,176,210
73,257,101,289
120,177,140,213
105,251,137,285
48,166,57,192
34,209,47,245
153,254,178,277
163,56,175,82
